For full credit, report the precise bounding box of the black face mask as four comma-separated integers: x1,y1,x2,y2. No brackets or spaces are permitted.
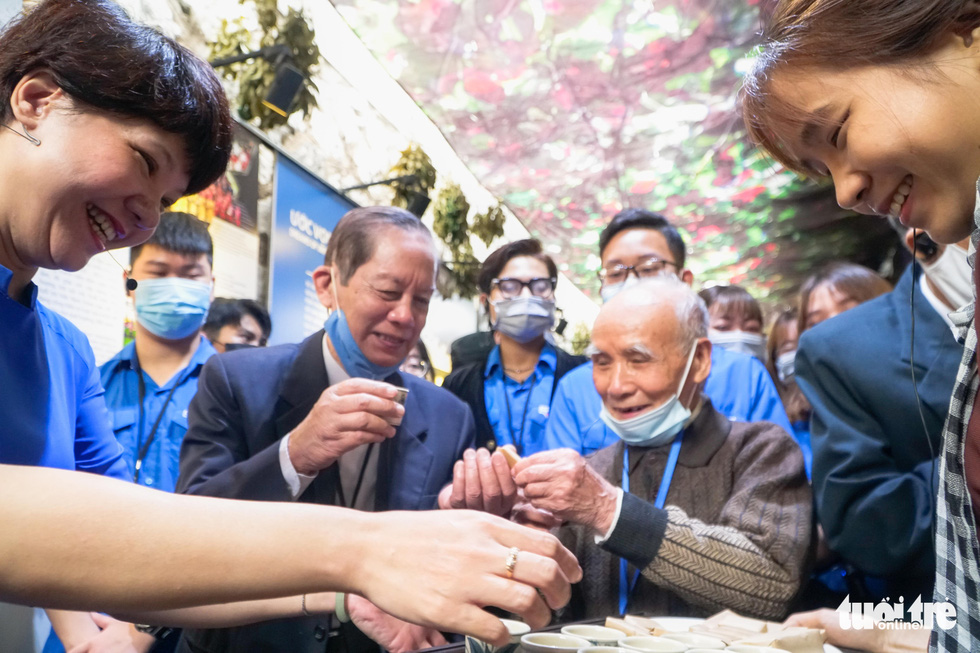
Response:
221,343,257,352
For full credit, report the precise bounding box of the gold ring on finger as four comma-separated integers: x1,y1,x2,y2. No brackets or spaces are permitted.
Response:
505,546,520,578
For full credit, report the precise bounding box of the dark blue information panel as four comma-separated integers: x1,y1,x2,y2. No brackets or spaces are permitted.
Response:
269,157,356,346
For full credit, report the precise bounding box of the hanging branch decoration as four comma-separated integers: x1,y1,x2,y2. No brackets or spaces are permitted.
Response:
432,182,480,298
208,0,321,129
470,204,506,247
567,321,592,356
389,144,437,210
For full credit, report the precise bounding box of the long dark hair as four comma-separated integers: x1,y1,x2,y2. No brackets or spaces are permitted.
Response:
0,0,232,195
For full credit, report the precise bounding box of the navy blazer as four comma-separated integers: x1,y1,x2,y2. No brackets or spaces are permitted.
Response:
796,265,962,601
176,330,476,653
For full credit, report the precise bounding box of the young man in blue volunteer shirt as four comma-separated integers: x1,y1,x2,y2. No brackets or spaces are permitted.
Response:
100,211,216,492
543,208,791,455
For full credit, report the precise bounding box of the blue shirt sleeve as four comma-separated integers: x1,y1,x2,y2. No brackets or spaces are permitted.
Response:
543,364,587,451
705,346,792,434
542,362,612,455
37,304,129,481
73,354,129,481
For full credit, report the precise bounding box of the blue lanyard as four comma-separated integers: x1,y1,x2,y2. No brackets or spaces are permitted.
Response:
618,431,684,615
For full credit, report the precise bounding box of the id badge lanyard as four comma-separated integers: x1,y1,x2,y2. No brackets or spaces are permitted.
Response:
618,431,684,615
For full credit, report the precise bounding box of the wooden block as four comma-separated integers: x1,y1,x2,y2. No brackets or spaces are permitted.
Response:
604,617,649,637
499,447,521,469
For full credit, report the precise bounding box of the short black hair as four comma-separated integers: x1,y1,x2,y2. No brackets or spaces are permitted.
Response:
130,212,213,266
0,0,232,195
598,208,686,269
324,206,432,284
477,238,557,295
203,297,272,343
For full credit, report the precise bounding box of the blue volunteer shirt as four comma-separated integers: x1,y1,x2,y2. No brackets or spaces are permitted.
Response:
484,342,557,456
542,344,793,455
0,264,128,478
99,336,215,491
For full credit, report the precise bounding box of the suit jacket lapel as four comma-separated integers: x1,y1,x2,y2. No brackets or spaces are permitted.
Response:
272,330,340,505
896,266,962,425
378,371,435,511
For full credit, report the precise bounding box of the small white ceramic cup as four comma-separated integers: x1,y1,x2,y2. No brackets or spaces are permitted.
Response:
464,618,530,653
520,633,593,653
617,635,688,653
578,647,631,653
561,625,627,646
661,632,725,649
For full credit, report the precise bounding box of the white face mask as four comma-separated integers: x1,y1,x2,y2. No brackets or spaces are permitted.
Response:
923,244,973,310
599,343,697,448
708,329,768,364
599,273,642,303
776,349,796,385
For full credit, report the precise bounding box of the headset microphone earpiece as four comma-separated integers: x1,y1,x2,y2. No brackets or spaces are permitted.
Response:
105,250,138,291
908,229,937,543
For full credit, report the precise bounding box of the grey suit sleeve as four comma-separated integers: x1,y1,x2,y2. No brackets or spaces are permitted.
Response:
176,355,293,501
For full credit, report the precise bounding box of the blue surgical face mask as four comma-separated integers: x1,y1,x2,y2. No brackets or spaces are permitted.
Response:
324,309,401,381
600,342,698,447
134,277,211,340
492,296,555,343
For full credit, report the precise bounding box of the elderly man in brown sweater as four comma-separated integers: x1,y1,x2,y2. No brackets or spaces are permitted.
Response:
512,277,812,621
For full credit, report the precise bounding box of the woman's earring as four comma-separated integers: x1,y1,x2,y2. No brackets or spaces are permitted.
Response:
2,122,41,146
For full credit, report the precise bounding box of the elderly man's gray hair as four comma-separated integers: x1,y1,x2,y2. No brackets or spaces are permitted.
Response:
629,276,709,350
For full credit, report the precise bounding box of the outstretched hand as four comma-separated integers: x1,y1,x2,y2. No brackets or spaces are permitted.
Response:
353,509,582,646
439,448,519,517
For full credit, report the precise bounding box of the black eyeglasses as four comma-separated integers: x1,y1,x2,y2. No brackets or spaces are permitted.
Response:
597,256,678,284
491,277,557,299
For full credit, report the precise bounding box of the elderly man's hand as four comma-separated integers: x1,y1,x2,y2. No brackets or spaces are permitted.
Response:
288,378,404,476
438,448,518,517
513,449,619,534
348,594,448,653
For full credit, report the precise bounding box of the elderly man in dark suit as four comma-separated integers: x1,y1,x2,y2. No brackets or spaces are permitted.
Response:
176,207,476,653
796,227,967,605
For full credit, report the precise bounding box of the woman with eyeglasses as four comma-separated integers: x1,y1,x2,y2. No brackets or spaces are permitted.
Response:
443,239,585,462
399,339,435,382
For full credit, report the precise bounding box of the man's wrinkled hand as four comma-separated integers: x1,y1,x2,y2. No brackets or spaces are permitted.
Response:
513,449,618,533
348,594,448,653
288,378,403,476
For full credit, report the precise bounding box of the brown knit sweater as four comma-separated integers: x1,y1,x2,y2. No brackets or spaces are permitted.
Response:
558,399,813,622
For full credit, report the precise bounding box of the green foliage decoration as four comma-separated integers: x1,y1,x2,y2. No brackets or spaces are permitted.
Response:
208,0,321,129
433,182,479,298
567,321,592,356
470,204,506,247
389,144,437,210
